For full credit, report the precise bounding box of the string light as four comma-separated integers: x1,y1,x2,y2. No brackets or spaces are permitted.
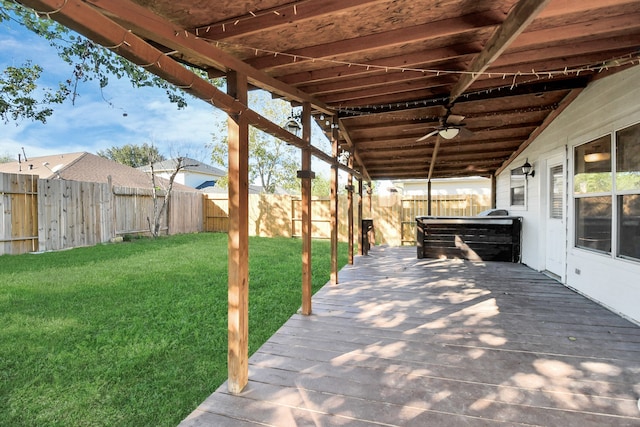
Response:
334,103,557,122
26,0,640,83
26,1,640,119
210,39,640,80
193,0,311,35
332,72,593,119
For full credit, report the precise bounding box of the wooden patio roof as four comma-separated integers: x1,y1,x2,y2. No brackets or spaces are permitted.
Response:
21,0,640,181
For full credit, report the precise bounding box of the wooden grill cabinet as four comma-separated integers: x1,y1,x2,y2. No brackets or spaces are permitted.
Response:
416,216,522,262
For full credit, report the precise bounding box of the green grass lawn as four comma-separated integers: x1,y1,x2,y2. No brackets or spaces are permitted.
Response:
0,233,348,426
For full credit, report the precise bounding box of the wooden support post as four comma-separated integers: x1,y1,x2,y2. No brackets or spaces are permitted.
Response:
357,178,363,256
330,117,339,285
347,155,354,265
491,174,497,209
226,71,249,395
300,102,313,315
427,179,432,216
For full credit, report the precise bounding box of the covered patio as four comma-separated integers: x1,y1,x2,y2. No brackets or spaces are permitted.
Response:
181,246,640,426
15,1,640,423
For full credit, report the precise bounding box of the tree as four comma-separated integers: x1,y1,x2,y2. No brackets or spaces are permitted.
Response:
210,93,300,194
0,152,14,163
97,143,166,168
147,156,189,238
311,173,331,197
0,0,221,123
0,61,69,124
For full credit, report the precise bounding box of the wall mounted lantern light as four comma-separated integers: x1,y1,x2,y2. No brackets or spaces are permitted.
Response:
522,158,535,178
284,109,302,137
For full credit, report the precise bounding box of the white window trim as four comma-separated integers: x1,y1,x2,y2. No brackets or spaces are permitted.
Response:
570,120,640,264
510,167,527,211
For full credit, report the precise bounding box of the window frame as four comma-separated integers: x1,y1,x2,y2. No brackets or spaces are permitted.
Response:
614,122,640,261
572,121,640,263
510,167,527,209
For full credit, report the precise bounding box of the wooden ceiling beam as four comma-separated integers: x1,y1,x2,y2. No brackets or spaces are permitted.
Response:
83,0,334,114
511,12,640,51
322,87,449,107
368,164,429,173
389,159,508,170
277,44,482,86
370,171,429,179
352,121,538,142
460,76,590,103
500,50,640,79
449,0,552,103
301,73,458,98
364,151,515,167
489,36,640,71
245,10,506,71
355,134,523,149
336,75,586,115
535,0,639,20
360,141,519,157
193,0,385,40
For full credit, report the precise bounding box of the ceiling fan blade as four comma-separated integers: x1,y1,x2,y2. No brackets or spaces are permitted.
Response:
446,114,465,126
416,129,440,142
458,126,475,138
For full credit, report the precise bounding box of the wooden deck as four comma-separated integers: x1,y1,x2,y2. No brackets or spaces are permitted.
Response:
180,246,640,426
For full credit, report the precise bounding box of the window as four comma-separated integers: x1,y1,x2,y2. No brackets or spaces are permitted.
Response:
574,135,612,254
573,123,640,261
575,196,612,253
510,168,525,206
550,165,563,219
616,123,640,261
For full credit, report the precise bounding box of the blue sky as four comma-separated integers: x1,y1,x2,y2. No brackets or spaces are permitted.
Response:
0,14,342,181
0,16,233,164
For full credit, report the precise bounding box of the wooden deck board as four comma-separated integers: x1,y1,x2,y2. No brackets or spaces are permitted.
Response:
181,246,640,426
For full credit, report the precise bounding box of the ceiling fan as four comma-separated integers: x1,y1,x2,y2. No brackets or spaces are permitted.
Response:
416,107,472,141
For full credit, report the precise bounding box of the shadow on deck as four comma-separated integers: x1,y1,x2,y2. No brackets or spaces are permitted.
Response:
181,246,640,426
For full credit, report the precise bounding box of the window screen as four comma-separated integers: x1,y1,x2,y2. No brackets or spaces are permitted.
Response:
550,165,563,219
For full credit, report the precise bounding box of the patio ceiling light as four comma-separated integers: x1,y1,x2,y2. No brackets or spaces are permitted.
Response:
584,152,611,163
284,109,302,137
439,128,460,140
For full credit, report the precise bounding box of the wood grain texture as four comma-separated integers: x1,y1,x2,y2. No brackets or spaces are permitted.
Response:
181,246,640,426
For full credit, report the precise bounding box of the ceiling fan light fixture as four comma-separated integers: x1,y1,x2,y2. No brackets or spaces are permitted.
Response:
584,152,611,163
439,127,459,139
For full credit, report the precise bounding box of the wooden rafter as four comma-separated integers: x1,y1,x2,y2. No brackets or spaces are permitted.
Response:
193,0,386,40
278,43,481,86
448,0,553,103
84,0,334,114
245,10,505,71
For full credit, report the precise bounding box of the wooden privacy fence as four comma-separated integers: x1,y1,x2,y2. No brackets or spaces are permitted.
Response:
399,195,490,245
203,193,491,246
0,174,38,255
0,172,203,256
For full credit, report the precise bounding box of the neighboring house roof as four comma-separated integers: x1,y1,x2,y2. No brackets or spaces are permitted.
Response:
0,152,196,191
138,157,225,177
195,180,216,190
